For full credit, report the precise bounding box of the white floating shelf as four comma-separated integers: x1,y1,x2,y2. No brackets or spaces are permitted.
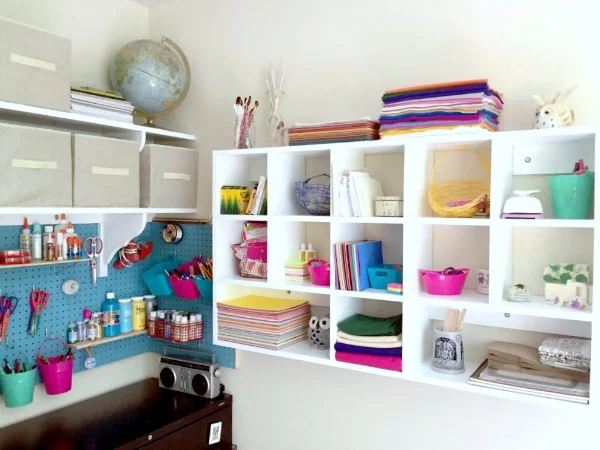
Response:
498,296,593,322
66,330,147,350
334,288,404,302
498,219,595,228
270,281,331,295
0,258,90,270
416,290,490,311
0,100,196,141
415,217,490,226
0,207,197,215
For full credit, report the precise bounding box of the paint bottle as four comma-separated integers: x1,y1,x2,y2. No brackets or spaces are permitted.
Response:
119,298,133,334
47,234,56,261
180,316,189,343
42,226,53,261
306,243,317,261
66,321,78,344
132,297,146,331
299,243,307,262
76,320,86,342
32,223,42,261
102,292,120,337
56,232,64,261
64,222,77,259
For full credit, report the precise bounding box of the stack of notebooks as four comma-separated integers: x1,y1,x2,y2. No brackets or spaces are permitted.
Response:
468,341,590,404
334,240,383,291
288,118,379,146
217,295,311,350
378,79,503,138
334,314,402,371
336,171,383,217
71,87,135,123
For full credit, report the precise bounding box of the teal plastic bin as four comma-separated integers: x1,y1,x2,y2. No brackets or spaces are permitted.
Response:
142,261,181,296
549,173,594,219
0,369,36,408
367,264,403,290
194,279,213,300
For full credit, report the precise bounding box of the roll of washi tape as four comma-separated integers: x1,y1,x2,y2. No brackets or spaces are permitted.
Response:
161,223,184,244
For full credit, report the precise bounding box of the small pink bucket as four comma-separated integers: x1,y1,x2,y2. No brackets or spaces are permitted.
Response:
307,259,330,286
37,338,74,395
419,268,469,296
169,277,201,300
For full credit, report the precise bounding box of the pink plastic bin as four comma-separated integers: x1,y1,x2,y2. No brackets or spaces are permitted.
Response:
37,339,74,395
307,259,330,286
419,268,469,296
169,277,201,300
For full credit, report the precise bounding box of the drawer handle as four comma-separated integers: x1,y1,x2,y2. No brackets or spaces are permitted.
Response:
163,171,191,181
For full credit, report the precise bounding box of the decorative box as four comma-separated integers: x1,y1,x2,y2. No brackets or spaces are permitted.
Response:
375,196,403,217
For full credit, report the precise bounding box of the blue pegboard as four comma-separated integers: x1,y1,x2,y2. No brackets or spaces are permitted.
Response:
0,222,234,387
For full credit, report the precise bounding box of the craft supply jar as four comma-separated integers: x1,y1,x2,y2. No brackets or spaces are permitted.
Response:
118,298,133,334
132,297,146,331
375,196,403,217
432,328,465,374
476,268,489,295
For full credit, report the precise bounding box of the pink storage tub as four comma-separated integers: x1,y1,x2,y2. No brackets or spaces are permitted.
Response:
37,338,74,395
307,259,330,286
169,277,201,300
419,268,469,296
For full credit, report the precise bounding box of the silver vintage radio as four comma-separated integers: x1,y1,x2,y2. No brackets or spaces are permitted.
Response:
158,349,221,399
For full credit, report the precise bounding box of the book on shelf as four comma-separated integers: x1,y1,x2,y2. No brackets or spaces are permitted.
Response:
334,240,383,291
245,176,267,216
469,359,589,404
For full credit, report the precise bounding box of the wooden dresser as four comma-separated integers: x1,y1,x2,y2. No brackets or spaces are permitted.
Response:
0,378,233,449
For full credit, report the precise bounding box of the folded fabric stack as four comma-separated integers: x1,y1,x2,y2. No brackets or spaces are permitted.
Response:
539,337,591,372
288,118,379,146
334,313,402,371
378,79,503,138
218,295,310,350
71,86,135,123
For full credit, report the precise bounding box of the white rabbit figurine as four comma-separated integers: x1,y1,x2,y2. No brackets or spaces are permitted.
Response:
532,85,577,129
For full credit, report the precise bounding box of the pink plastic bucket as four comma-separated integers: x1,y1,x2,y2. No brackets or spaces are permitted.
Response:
169,277,201,300
419,268,469,296
307,259,330,286
37,338,74,395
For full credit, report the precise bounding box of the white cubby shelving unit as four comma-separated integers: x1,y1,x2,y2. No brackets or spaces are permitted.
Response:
213,126,599,409
0,100,197,276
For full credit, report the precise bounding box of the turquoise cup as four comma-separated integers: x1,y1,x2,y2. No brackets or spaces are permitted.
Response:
549,173,594,219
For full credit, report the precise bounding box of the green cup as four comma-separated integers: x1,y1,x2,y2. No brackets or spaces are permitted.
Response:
0,370,36,408
549,173,594,219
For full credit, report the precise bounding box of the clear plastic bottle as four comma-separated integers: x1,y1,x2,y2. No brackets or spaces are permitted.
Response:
32,223,42,261
20,217,31,252
66,321,78,344
148,311,157,337
42,226,53,261
181,316,189,343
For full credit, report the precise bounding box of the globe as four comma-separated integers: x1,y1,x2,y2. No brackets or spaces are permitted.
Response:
110,37,190,126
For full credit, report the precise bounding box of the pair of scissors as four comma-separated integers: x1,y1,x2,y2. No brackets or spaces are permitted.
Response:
84,237,104,288
442,267,466,275
0,296,18,342
28,290,49,336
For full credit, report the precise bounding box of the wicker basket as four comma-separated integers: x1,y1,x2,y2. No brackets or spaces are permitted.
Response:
428,147,491,218
295,174,330,215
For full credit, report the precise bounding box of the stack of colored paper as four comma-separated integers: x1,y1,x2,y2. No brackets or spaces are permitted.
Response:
334,240,383,291
285,260,310,284
334,314,403,372
217,295,310,350
288,118,379,146
378,79,503,138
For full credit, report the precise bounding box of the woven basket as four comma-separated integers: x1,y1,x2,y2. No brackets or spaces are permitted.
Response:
295,174,330,215
428,147,491,218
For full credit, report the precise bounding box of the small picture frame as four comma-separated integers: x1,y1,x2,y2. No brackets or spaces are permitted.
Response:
208,421,222,445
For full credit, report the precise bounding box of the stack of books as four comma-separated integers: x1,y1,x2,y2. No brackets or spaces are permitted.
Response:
378,79,503,138
70,87,135,123
335,170,383,217
468,341,590,404
334,240,383,291
217,295,311,350
219,175,267,216
288,118,379,146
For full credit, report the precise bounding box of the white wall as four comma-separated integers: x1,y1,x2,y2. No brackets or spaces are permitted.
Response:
147,1,600,448
0,0,148,89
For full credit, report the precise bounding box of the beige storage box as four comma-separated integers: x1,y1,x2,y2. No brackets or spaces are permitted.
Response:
0,17,71,111
0,122,72,206
140,144,198,208
72,134,140,207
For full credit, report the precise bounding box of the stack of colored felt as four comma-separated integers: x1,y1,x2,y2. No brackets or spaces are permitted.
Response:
288,118,379,146
334,313,402,371
217,295,310,350
378,79,503,138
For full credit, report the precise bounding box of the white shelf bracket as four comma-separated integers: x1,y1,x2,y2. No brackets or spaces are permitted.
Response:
97,213,148,277
138,130,147,152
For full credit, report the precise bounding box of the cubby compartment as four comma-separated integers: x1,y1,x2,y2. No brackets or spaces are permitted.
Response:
269,220,330,290
213,284,331,362
331,295,404,376
495,132,595,220
408,223,490,306
269,148,330,216
331,144,404,218
407,139,491,219
496,225,594,319
213,151,268,217
332,222,403,298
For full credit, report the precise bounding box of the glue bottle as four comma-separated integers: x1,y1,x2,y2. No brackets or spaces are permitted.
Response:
54,213,68,235
32,223,42,261
64,222,77,259
20,217,31,252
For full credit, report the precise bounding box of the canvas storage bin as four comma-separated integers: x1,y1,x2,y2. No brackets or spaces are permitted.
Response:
0,122,72,206
140,144,198,208
72,134,140,207
0,17,71,111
